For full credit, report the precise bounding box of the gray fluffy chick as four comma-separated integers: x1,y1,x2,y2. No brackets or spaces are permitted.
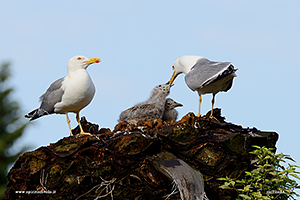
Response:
118,83,170,124
162,98,183,121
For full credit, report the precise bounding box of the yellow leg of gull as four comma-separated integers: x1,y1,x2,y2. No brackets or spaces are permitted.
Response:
76,113,91,136
66,114,73,136
210,94,215,118
209,94,219,122
196,95,202,117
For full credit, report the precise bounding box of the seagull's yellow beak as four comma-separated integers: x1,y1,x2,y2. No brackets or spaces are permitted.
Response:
169,70,176,85
85,58,101,64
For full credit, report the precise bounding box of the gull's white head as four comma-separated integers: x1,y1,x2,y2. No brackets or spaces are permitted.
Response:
169,55,205,85
67,55,101,73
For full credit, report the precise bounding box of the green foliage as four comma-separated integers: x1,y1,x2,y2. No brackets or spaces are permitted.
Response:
0,62,29,199
218,146,300,200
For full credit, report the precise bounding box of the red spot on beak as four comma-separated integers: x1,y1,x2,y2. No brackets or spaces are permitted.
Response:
95,60,100,63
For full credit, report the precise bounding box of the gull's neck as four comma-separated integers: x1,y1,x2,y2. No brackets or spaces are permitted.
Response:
179,55,205,74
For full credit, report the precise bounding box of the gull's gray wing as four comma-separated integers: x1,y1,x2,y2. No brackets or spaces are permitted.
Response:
39,77,65,113
25,77,65,121
185,60,233,91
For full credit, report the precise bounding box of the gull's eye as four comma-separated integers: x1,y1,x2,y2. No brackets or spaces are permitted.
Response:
77,57,82,60
172,65,174,69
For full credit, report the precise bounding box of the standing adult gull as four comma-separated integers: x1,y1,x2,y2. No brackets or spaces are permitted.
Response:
25,55,101,136
169,55,237,119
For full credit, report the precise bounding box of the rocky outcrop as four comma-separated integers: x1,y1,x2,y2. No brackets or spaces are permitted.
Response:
4,109,278,200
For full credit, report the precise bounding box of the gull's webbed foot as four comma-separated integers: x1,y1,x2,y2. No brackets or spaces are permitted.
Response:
209,115,219,123
79,131,91,136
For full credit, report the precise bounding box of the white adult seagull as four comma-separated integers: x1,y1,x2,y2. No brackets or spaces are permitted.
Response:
169,55,237,118
25,55,100,136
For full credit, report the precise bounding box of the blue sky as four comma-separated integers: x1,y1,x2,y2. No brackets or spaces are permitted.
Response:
1,0,300,192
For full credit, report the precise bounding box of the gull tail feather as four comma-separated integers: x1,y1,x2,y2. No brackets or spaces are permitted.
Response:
25,109,50,121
